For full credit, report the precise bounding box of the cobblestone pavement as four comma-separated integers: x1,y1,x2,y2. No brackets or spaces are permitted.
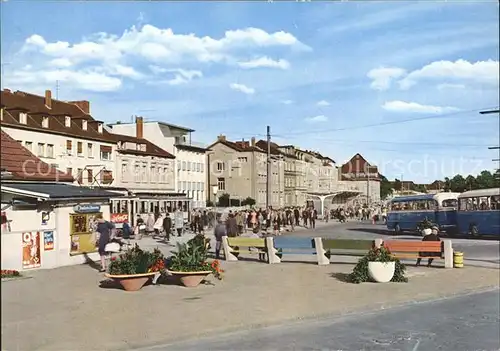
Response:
2,254,499,351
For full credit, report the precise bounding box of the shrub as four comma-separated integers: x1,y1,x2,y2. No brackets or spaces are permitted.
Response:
108,244,165,275
1,270,21,278
348,246,408,284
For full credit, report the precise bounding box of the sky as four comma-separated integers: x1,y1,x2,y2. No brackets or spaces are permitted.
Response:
1,1,499,183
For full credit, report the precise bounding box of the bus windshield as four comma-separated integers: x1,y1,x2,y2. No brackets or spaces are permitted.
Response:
441,199,458,208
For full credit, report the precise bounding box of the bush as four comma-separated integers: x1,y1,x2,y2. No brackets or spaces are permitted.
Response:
1,270,21,278
108,244,165,275
348,246,408,284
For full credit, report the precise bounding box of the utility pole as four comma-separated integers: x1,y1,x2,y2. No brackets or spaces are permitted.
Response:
481,110,500,163
266,125,271,209
56,80,60,100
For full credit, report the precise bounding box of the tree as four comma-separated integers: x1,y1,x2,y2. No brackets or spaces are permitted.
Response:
393,178,402,191
206,200,214,207
379,175,394,200
441,170,500,192
465,175,477,191
241,197,256,206
449,175,466,193
217,193,230,207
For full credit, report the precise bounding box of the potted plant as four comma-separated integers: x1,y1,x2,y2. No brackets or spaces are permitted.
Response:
417,218,437,236
105,244,165,291
166,239,223,288
349,246,408,284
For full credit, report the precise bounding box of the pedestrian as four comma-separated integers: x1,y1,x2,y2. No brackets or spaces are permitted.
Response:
174,208,184,237
121,219,132,245
96,214,115,272
214,217,227,259
145,213,155,236
416,225,441,267
226,213,238,237
162,212,172,242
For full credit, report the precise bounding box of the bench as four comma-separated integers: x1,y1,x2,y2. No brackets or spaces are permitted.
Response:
319,239,378,265
222,236,269,262
268,237,317,264
383,240,453,268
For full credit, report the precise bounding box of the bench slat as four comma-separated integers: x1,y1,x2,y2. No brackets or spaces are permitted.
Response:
392,254,443,259
274,237,314,249
322,239,374,251
384,241,442,253
227,237,266,248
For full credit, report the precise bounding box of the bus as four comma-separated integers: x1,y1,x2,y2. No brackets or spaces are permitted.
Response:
457,188,500,237
387,193,460,234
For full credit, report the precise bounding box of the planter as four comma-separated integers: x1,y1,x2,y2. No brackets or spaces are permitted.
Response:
167,270,212,287
368,261,395,283
421,228,432,236
105,272,157,291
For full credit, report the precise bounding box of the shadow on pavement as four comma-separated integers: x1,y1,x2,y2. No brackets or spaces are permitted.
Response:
330,272,352,283
83,253,101,271
99,279,123,290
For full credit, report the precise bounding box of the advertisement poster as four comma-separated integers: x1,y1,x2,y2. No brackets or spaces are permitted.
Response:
43,231,54,251
111,213,128,224
22,232,41,269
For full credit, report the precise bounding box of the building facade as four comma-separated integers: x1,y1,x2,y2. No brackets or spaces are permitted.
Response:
340,153,381,204
108,119,207,208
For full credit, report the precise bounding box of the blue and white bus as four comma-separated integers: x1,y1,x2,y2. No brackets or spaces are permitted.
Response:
457,188,500,237
387,193,460,234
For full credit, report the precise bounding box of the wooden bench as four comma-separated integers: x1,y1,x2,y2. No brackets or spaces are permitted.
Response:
222,237,268,262
383,240,453,268
268,237,317,264
319,239,377,265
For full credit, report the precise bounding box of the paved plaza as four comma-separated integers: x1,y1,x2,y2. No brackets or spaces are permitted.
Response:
2,221,499,351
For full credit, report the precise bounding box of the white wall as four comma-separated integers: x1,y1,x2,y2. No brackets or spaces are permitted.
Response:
175,148,206,208
1,200,111,271
115,154,175,192
1,126,116,186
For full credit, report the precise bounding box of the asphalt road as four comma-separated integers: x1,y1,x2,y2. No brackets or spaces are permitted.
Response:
289,221,500,268
142,289,500,351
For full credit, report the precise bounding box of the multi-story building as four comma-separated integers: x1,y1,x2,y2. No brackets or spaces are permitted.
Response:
340,153,381,204
108,119,208,208
1,89,186,223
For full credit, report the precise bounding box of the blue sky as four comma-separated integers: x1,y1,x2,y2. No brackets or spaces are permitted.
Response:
1,1,499,183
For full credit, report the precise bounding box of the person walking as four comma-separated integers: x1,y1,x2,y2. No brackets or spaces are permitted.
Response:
96,214,115,272
214,217,227,259
174,208,184,237
162,212,172,242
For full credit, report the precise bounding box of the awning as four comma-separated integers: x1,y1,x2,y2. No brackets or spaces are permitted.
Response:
1,182,125,200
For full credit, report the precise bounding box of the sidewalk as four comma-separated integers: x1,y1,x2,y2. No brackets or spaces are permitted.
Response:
2,257,499,351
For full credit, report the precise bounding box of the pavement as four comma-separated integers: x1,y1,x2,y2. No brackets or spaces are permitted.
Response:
150,289,500,351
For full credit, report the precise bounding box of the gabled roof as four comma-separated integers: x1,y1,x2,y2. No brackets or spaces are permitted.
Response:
1,130,74,182
208,137,265,153
1,89,175,159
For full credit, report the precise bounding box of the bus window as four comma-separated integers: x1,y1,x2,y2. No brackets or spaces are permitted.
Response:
479,197,490,210
491,196,500,210
442,199,458,208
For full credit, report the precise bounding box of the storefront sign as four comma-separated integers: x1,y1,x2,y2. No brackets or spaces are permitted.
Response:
41,211,50,225
22,232,41,269
44,231,54,251
110,213,128,223
73,204,101,214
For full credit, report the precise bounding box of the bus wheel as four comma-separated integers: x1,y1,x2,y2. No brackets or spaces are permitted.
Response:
394,224,401,235
470,225,480,237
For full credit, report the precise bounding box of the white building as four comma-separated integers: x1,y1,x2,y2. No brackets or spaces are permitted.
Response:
108,118,208,208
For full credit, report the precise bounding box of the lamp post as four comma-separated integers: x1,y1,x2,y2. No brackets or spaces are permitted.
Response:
212,185,218,225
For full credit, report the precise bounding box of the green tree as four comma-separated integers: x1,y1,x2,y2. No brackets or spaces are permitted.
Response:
449,175,466,193
206,200,214,207
393,179,402,191
476,170,496,189
465,175,477,191
217,193,230,207
379,175,394,199
241,197,256,206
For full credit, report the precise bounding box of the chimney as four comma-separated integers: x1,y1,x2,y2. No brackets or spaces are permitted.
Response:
45,90,52,109
69,100,90,114
251,137,256,147
136,116,144,139
217,134,226,142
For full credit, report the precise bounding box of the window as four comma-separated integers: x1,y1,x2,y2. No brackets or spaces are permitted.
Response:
42,116,49,128
442,199,458,208
82,120,87,131
216,162,225,171
150,166,156,182
200,163,204,173
101,170,113,184
65,116,71,127
134,164,141,183
164,167,169,183
177,181,182,191
19,112,27,124
87,143,93,157
142,165,147,182
217,177,225,191
238,157,248,163
24,141,33,152
182,161,186,171
66,140,72,155
177,161,181,172
121,164,128,182
100,145,112,160
46,144,54,158
77,142,83,156
37,143,45,157
87,169,93,183
97,123,103,133
182,181,187,190
187,162,191,171
77,168,83,184
66,167,73,176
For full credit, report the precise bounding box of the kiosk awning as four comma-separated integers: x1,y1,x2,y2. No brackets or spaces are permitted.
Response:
1,182,125,200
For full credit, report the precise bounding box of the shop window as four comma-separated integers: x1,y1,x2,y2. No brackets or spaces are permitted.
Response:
69,213,102,255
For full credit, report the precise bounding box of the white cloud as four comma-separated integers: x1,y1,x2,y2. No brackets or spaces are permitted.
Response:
367,67,406,90
281,100,294,105
382,100,460,114
147,67,203,85
399,59,499,89
229,83,255,95
108,64,143,79
238,57,290,70
316,100,330,106
49,58,72,68
437,83,466,90
305,114,328,122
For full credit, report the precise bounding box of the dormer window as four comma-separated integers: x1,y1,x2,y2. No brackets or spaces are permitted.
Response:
42,116,49,128
65,116,71,127
97,123,103,133
82,120,88,131
19,112,27,124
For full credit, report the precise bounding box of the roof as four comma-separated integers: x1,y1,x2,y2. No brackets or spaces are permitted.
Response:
1,182,125,200
208,138,265,153
1,89,174,159
175,143,209,153
108,120,195,133
0,130,74,182
458,188,500,198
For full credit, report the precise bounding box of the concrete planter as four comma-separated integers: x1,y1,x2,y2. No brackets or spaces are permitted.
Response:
105,272,156,291
167,270,212,288
368,261,395,283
